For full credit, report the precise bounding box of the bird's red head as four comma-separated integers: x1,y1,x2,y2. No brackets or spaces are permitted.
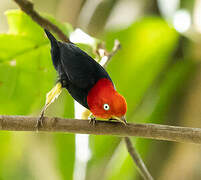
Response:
87,78,127,122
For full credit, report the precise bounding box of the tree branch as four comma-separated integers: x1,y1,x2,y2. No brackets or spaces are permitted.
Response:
124,137,153,180
1,115,201,144
14,0,70,43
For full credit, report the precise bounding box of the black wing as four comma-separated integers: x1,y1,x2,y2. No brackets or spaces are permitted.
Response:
59,43,113,89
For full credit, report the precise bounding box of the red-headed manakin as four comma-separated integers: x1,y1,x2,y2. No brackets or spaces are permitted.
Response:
39,29,127,125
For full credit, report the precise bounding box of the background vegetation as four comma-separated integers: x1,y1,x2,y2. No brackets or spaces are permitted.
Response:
0,0,200,179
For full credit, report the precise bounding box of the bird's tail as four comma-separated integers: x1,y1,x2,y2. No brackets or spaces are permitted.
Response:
44,29,60,70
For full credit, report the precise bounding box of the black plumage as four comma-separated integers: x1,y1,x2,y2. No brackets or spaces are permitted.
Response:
44,29,113,109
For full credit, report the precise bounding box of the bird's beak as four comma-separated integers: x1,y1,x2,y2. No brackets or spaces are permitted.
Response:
113,115,127,125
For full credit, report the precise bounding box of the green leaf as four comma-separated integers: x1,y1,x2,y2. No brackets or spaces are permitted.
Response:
0,9,75,179
6,10,46,43
0,9,75,115
0,34,37,62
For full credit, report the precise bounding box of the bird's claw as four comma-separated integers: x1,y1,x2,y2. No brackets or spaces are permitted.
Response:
121,120,127,126
109,117,127,126
88,114,96,125
35,82,62,131
35,110,45,130
89,117,96,125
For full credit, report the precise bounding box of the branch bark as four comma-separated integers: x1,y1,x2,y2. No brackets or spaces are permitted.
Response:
1,115,201,144
14,0,70,43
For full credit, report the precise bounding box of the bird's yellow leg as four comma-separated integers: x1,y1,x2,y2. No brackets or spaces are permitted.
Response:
37,82,62,128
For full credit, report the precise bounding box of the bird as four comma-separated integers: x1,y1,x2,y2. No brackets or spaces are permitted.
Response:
39,29,127,125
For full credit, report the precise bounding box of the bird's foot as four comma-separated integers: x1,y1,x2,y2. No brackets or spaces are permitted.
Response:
89,115,96,125
109,116,127,126
35,83,63,131
120,116,127,126
121,120,127,126
35,109,45,130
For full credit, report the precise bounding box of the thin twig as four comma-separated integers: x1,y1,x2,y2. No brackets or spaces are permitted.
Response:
124,137,153,180
14,0,70,43
98,39,121,68
105,39,121,66
1,115,201,144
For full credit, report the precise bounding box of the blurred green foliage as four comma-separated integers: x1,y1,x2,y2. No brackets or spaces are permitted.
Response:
0,8,195,180
85,17,195,180
0,10,75,180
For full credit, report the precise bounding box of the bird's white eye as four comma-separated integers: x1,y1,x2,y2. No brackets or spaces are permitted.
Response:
103,104,110,111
